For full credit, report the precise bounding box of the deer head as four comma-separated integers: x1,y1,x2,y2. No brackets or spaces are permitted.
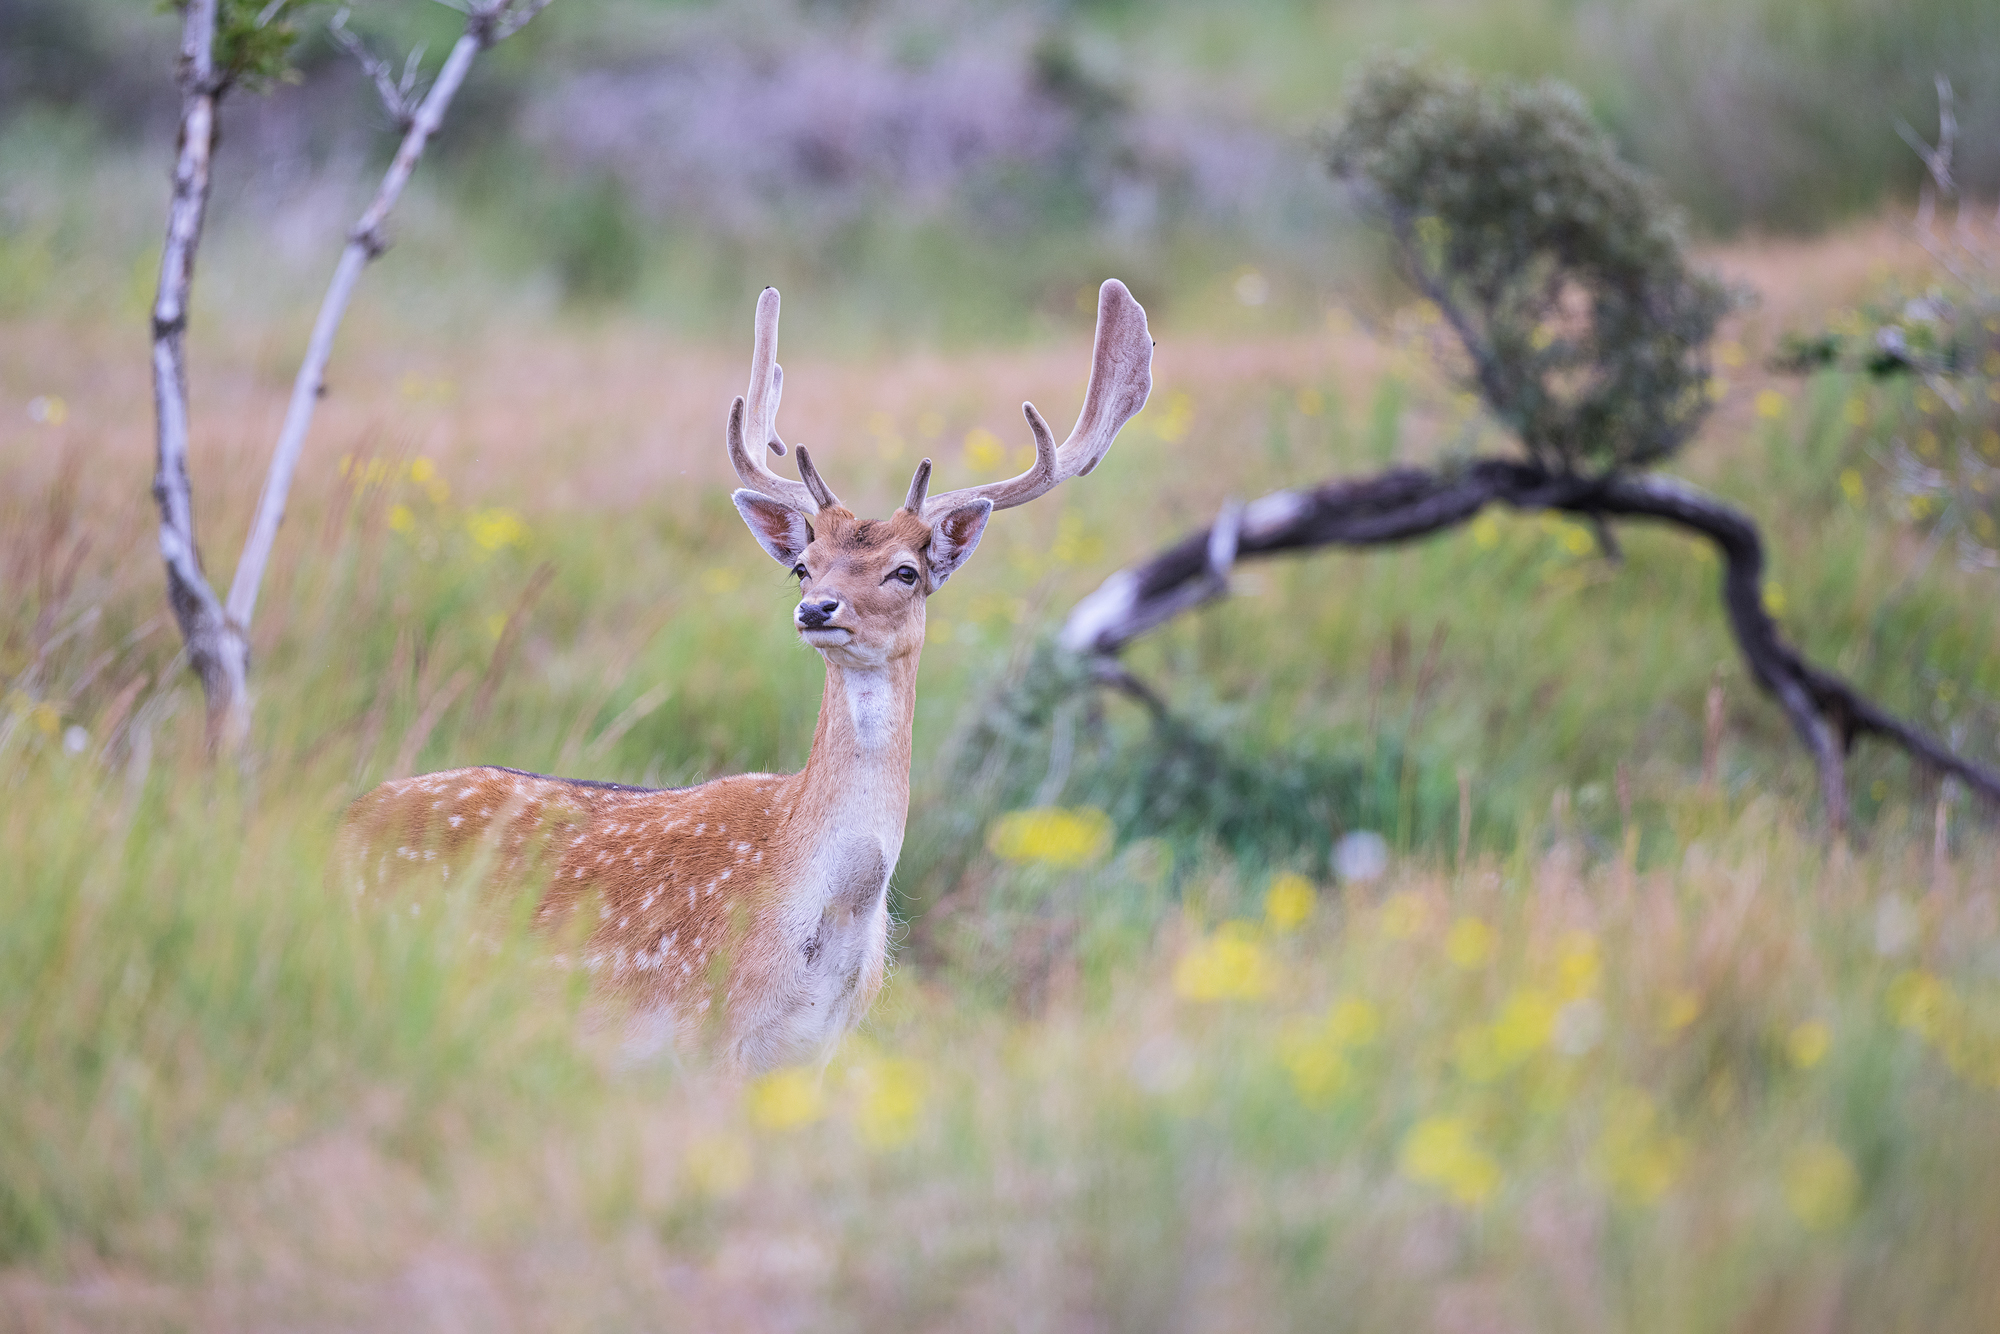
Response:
728,281,1154,669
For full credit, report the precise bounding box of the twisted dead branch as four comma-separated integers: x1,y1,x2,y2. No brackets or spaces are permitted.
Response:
1060,461,2000,832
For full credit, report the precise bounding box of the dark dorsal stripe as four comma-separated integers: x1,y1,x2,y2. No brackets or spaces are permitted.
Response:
489,765,671,794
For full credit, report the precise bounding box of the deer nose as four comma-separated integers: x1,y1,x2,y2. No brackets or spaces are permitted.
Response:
796,598,842,629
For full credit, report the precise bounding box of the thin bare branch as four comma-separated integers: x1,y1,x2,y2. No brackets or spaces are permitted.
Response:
492,0,555,42
330,9,419,129
223,0,553,640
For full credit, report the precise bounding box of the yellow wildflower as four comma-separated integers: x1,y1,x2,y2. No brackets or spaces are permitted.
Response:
1326,997,1382,1047
1787,1020,1831,1070
986,807,1113,868
466,508,529,551
1593,1088,1686,1205
1445,917,1494,969
747,1069,824,1131
1756,390,1789,419
1174,922,1272,1002
1887,970,1952,1042
851,1058,926,1149
1399,1115,1501,1206
1784,1140,1858,1231
1492,989,1560,1062
1263,874,1316,932
1051,512,1105,567
962,428,1006,473
1278,1021,1352,1108
1554,931,1601,1000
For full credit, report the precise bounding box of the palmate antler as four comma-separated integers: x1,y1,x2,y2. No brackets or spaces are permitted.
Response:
906,280,1154,519
727,279,1154,521
726,287,841,513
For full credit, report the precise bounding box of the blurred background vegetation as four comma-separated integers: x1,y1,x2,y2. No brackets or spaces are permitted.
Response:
5,0,2000,339
6,1,2000,1327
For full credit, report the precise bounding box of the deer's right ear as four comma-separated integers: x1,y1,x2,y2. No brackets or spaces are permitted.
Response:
732,489,812,567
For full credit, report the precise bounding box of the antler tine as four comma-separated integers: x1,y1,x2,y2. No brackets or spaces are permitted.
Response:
902,458,933,513
795,444,842,511
726,287,818,513
921,279,1152,521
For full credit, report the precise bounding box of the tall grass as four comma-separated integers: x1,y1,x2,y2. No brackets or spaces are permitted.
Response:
3,214,1999,1322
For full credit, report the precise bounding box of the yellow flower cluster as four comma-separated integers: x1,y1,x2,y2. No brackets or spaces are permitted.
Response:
740,1049,931,1150
1591,1086,1686,1204
1399,1115,1501,1206
466,508,531,552
987,807,1113,868
1784,1139,1858,1231
4,690,61,740
1172,874,1324,1004
1888,969,2000,1088
1263,874,1316,932
747,1068,824,1131
1452,931,1601,1080
338,453,451,506
850,1056,927,1149
1278,997,1381,1107
1173,922,1273,1002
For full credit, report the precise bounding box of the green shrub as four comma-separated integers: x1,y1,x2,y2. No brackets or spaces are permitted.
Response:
1326,57,1731,476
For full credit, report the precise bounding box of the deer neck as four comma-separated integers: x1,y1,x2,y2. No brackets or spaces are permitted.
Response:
790,640,922,863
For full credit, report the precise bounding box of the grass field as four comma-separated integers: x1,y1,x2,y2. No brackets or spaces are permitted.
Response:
5,208,2000,1329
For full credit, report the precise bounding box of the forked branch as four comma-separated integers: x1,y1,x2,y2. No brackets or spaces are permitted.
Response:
149,0,553,747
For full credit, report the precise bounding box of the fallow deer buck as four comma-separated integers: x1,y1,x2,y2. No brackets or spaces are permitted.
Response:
339,280,1153,1070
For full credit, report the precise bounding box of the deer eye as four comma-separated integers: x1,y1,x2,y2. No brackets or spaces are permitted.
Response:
892,565,919,586
792,563,809,581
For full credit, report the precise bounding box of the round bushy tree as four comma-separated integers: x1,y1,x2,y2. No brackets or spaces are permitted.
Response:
1326,58,1731,477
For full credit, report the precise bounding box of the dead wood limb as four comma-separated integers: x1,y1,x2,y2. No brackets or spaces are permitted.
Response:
1060,460,2000,832
147,0,553,751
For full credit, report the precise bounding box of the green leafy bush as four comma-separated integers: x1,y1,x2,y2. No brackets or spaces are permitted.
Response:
1326,57,1731,476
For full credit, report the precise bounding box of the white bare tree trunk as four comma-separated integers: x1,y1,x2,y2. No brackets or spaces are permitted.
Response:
149,0,251,749
146,0,552,752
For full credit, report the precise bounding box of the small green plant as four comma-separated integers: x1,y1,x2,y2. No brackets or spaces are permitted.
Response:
163,0,309,92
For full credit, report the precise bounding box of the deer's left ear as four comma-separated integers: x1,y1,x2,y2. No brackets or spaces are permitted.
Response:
924,498,992,589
